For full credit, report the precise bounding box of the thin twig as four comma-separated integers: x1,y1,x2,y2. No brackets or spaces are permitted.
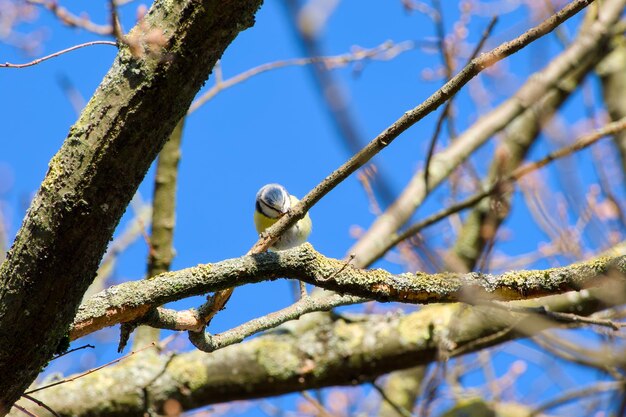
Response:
50,344,95,360
1,41,117,69
423,16,498,191
21,394,60,417
109,0,126,43
423,0,452,192
25,0,113,35
12,404,38,417
532,334,623,379
188,41,414,114
301,391,337,417
478,300,624,331
320,253,355,281
513,119,626,178
530,381,623,416
24,343,155,395
299,281,308,299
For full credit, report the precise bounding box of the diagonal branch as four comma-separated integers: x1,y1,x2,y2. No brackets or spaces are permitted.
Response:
347,0,624,268
449,8,615,271
254,0,599,256
384,117,626,260
0,0,264,411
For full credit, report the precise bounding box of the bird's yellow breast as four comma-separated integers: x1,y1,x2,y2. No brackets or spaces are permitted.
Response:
254,209,279,234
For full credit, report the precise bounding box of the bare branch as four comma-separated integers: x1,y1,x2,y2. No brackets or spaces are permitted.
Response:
531,381,623,416
24,343,155,395
0,41,117,69
188,293,363,352
188,41,414,114
25,0,113,35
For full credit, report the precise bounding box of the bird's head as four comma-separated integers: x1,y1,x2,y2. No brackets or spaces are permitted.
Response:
255,183,291,219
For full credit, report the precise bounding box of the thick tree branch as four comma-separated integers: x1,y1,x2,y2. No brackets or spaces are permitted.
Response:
71,243,626,340
0,0,263,411
18,287,623,417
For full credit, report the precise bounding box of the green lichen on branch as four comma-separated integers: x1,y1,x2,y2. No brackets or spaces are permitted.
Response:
71,243,626,340
17,286,619,417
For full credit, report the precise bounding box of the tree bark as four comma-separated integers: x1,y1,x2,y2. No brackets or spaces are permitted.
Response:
0,0,263,412
70,243,626,340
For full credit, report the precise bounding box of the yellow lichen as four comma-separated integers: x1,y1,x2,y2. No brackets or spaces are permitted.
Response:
255,339,300,379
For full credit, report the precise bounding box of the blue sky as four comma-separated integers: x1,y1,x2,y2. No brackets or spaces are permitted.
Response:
1,0,622,415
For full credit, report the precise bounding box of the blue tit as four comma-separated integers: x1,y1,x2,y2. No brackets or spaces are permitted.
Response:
254,183,312,250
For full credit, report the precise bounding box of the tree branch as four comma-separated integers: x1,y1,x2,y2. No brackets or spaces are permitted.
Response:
449,9,614,271
0,41,117,68
18,286,623,417
598,32,626,175
389,117,626,254
71,243,626,340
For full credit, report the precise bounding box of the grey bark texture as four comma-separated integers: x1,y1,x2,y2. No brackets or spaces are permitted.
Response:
0,0,263,412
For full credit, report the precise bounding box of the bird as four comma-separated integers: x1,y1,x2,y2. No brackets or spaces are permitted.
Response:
254,183,312,250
